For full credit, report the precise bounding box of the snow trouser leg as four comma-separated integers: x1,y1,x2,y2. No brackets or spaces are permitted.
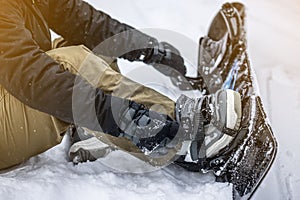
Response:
0,87,69,170
46,45,180,167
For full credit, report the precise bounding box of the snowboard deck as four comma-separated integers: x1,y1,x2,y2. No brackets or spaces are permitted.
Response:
174,2,278,199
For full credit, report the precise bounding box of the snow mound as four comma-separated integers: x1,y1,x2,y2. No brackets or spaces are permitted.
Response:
0,136,232,200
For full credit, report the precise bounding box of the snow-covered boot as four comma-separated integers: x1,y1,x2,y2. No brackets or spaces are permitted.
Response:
175,89,242,161
69,126,113,164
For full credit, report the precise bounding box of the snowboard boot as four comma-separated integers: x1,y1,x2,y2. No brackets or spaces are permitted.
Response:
175,89,242,161
69,126,113,164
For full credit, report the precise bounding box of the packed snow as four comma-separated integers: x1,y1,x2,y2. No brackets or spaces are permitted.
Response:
0,135,232,200
1,0,300,200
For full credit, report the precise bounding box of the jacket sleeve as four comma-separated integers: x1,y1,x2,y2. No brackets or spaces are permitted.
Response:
0,1,126,133
48,0,156,60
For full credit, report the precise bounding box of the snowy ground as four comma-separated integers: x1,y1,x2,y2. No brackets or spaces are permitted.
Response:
1,0,300,200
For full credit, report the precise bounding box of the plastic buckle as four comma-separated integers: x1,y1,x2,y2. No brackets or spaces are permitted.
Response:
152,43,166,63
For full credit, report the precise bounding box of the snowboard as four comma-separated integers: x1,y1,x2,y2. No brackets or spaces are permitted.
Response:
172,2,278,200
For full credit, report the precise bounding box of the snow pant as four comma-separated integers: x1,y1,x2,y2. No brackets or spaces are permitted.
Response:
0,45,179,170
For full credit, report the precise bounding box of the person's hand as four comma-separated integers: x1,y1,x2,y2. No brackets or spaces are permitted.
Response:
145,42,187,77
119,32,186,78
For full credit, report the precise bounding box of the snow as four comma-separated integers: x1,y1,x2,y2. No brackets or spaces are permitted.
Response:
0,136,231,200
1,0,300,199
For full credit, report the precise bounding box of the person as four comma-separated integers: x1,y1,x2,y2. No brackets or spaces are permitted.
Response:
0,0,242,170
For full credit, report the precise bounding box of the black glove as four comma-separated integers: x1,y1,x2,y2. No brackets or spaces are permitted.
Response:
144,41,186,77
121,38,187,77
136,120,180,153
115,100,181,154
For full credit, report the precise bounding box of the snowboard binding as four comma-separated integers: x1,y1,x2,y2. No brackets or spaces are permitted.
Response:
173,2,278,199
